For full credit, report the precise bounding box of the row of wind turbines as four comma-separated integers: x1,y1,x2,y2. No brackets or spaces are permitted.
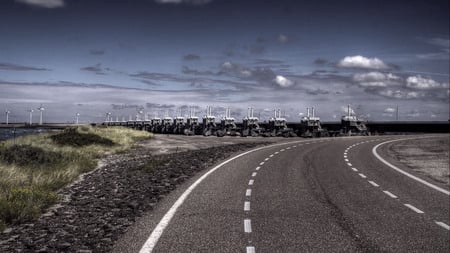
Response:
4,105,81,125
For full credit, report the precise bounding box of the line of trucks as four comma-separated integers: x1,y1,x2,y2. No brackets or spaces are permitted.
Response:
104,105,369,137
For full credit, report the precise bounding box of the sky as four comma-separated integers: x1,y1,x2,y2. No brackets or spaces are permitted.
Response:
0,0,449,123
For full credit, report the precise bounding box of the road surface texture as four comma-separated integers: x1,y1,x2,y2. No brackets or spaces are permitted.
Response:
114,135,449,253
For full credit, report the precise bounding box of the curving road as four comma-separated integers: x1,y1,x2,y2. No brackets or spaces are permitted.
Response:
114,135,449,253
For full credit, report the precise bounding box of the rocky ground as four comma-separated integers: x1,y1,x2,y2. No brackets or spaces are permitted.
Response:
0,135,270,252
387,135,449,185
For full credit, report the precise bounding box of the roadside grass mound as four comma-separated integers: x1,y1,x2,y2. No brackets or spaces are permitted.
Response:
50,128,115,147
0,126,152,231
0,145,65,168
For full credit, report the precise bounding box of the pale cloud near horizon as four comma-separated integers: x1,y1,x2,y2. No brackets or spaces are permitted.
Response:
353,72,400,87
406,75,449,89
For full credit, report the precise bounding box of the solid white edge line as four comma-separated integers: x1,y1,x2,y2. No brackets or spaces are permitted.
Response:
435,221,450,230
368,181,379,187
139,139,330,252
373,139,450,196
246,246,256,253
244,219,252,233
383,190,398,199
404,204,424,214
244,201,251,211
246,189,252,197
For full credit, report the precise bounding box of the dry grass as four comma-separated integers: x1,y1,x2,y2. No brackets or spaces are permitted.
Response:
0,126,152,230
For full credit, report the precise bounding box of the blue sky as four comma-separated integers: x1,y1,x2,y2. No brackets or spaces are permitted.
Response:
0,0,449,123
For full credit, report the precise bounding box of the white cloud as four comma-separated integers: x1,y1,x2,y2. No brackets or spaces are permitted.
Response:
240,70,252,77
406,75,449,90
273,75,293,87
221,61,233,69
16,0,64,8
353,72,400,87
384,107,396,113
338,55,389,70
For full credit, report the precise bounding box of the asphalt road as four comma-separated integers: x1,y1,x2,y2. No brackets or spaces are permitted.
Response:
114,135,449,253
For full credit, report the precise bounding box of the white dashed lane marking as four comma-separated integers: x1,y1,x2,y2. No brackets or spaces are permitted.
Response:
245,189,252,197
264,158,269,161
404,204,424,214
347,163,352,166
358,173,367,179
252,172,257,177
246,246,256,253
255,166,260,171
368,181,379,187
259,162,265,166
248,180,254,186
383,190,398,199
244,219,252,233
244,201,251,211
435,221,450,230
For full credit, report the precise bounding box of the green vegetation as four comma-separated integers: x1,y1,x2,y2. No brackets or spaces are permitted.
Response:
0,126,152,230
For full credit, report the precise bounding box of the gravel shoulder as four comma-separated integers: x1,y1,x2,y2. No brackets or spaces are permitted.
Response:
385,135,449,185
0,135,273,252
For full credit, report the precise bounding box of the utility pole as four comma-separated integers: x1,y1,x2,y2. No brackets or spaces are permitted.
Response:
396,105,399,121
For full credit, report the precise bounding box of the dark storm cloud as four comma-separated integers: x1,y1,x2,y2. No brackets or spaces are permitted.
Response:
131,70,254,91
80,63,106,75
111,104,140,110
146,103,176,109
15,0,65,9
154,0,213,5
89,49,106,56
182,66,217,76
0,62,50,71
306,88,330,95
254,59,285,65
183,54,201,61
314,58,329,66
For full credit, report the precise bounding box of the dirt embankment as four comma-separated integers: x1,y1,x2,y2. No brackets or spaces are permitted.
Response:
388,136,449,185
0,135,270,252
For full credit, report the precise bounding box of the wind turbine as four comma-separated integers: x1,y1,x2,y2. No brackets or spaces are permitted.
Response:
5,109,10,125
76,112,80,124
105,112,111,122
37,104,45,125
28,109,34,125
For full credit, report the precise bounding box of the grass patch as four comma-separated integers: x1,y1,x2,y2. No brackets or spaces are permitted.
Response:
0,126,152,230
